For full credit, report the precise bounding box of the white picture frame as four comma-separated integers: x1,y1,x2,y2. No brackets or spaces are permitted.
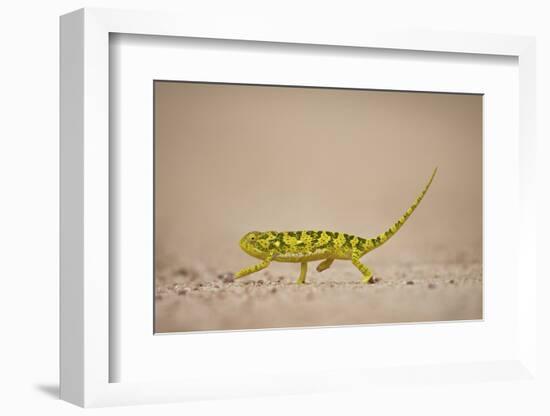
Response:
60,7,537,408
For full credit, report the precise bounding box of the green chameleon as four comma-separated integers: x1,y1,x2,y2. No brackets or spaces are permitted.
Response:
235,167,437,284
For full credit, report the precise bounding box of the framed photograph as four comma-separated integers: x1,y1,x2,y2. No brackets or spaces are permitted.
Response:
60,8,538,407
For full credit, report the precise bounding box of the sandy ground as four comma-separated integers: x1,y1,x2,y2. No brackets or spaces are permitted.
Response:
155,256,482,333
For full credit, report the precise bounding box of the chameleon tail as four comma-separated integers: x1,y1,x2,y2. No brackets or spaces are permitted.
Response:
366,167,437,252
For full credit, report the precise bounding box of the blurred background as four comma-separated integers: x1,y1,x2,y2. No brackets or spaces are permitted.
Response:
155,81,482,273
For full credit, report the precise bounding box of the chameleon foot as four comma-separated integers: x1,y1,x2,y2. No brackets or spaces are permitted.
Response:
361,274,374,284
234,254,274,280
316,258,334,273
363,275,381,284
352,252,374,284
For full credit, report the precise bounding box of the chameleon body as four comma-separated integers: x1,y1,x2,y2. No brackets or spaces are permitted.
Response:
235,168,437,284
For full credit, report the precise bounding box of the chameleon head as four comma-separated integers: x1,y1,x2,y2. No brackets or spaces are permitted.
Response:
239,231,270,259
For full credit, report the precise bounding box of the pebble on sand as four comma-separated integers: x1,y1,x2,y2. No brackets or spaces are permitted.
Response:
175,267,189,276
177,287,190,295
218,272,235,283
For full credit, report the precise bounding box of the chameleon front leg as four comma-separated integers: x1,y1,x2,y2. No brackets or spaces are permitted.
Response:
316,258,334,273
296,262,308,284
351,251,374,283
235,254,273,280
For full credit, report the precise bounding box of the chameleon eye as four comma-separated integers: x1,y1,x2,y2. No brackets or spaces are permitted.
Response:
249,235,256,241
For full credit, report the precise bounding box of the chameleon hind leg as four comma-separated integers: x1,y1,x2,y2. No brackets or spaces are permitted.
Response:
235,254,273,280
296,262,308,284
351,251,373,283
316,258,335,272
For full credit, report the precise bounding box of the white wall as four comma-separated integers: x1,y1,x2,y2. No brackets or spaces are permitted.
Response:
1,0,548,415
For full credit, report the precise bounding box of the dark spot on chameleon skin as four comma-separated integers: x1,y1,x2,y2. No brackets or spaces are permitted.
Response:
352,237,363,250
344,234,353,246
310,231,327,248
276,234,289,253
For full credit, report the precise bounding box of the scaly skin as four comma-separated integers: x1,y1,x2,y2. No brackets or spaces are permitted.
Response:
235,168,437,284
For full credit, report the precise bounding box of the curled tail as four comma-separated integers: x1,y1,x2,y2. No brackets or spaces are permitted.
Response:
366,167,437,252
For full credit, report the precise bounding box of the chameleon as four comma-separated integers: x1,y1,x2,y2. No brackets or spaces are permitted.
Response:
235,167,437,284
